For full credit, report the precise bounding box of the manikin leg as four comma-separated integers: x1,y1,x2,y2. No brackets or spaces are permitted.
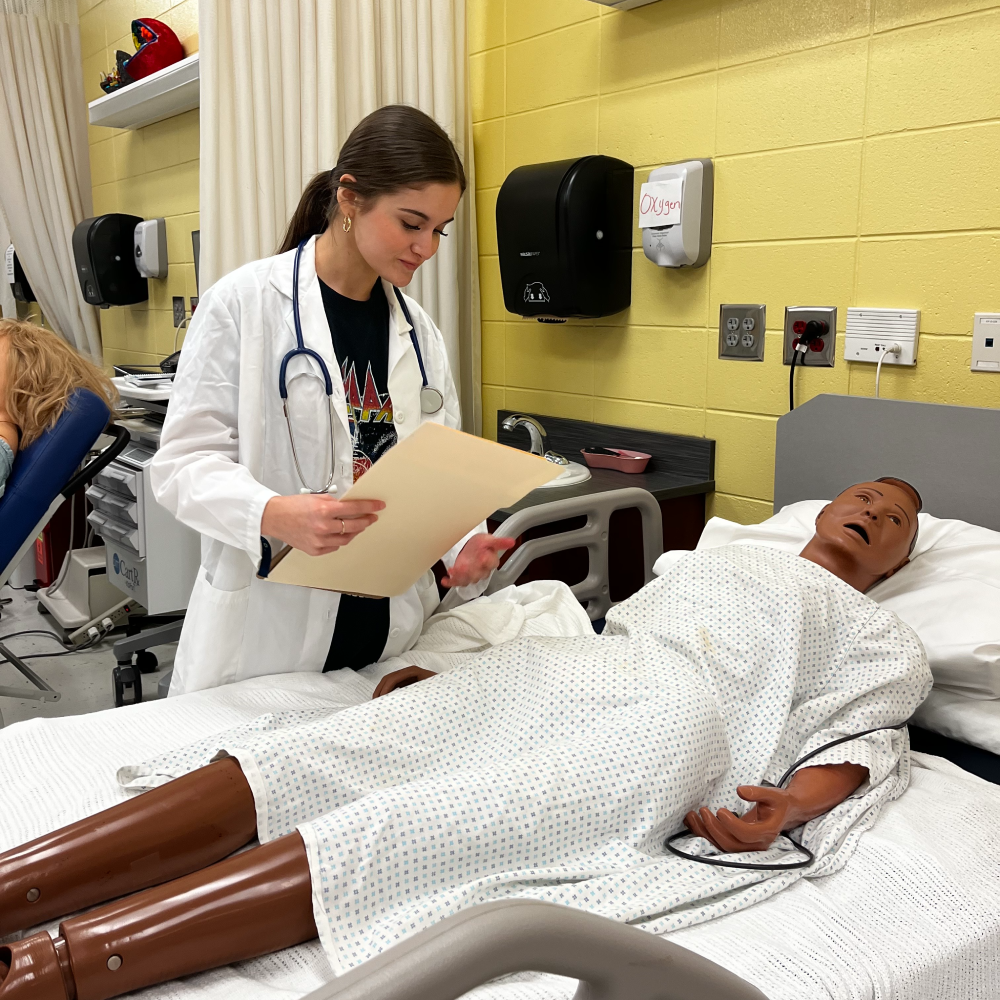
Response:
0,758,256,937
0,832,317,1000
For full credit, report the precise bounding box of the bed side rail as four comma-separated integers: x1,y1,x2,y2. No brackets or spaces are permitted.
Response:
485,487,663,620
307,900,768,1000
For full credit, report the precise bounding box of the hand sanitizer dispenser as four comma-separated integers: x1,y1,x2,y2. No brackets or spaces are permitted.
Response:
134,218,168,279
640,159,713,269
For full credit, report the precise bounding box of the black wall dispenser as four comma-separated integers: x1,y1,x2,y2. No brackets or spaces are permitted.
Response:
72,214,148,308
496,155,633,321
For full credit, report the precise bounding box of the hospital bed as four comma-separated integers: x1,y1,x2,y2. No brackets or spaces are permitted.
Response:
0,388,128,721
2,393,999,999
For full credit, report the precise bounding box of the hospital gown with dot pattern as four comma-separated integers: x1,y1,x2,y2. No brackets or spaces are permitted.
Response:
135,546,931,974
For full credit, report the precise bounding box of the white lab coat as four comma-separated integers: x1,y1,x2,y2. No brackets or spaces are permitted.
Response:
152,237,486,695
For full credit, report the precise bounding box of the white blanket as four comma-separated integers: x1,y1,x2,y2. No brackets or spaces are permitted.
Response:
3,684,999,999
123,547,932,975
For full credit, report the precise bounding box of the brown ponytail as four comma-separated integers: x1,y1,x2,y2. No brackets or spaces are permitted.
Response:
277,104,466,255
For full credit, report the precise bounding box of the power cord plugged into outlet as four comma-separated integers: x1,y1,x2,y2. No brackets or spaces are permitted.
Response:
788,320,828,411
875,343,902,399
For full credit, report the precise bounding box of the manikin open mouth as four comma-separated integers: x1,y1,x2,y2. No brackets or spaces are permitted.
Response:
845,522,870,544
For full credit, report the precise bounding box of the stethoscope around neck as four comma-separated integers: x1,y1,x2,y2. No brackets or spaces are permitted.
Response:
279,237,445,494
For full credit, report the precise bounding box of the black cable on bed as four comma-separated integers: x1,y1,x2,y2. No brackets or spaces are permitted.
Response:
666,722,908,872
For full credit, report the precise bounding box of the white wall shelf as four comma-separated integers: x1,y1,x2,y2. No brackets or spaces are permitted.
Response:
88,52,199,131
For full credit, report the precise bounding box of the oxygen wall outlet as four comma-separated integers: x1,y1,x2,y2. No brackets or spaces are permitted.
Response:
783,306,837,367
719,304,765,361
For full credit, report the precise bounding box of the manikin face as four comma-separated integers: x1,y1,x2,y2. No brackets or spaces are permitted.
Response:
339,180,462,288
813,481,920,583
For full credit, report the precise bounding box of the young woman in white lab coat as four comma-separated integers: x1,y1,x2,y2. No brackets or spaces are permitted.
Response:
152,106,513,695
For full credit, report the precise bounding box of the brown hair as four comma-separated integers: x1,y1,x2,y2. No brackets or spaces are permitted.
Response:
0,320,117,447
277,104,466,254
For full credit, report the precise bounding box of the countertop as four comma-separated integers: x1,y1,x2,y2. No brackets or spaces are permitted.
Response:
490,410,715,523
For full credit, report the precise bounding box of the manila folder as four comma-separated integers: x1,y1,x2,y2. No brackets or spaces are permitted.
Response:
264,422,561,597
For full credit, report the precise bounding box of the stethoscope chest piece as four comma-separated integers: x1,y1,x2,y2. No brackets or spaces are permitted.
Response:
420,385,445,414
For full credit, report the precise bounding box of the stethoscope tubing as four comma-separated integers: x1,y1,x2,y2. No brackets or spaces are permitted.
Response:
281,237,443,493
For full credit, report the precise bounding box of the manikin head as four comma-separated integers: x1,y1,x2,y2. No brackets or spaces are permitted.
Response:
800,478,922,593
278,105,465,287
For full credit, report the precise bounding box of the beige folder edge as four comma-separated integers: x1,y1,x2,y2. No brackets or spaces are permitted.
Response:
262,423,562,598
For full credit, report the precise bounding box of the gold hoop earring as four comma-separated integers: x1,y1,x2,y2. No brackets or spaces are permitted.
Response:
342,215,352,234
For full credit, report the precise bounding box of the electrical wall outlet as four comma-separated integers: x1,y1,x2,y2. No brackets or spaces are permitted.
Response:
783,306,837,366
172,296,186,328
719,304,765,361
972,313,1000,372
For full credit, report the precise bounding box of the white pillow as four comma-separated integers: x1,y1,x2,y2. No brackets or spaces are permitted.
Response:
652,501,1000,699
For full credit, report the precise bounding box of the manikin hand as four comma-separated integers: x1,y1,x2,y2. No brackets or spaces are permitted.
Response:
683,762,870,853
372,665,436,698
441,534,515,588
684,786,793,853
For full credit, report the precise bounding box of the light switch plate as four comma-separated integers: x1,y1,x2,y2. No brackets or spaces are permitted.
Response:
783,306,837,367
719,304,765,361
972,313,1000,372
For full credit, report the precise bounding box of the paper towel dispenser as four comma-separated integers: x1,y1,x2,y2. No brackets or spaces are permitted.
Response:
72,214,148,308
497,155,633,321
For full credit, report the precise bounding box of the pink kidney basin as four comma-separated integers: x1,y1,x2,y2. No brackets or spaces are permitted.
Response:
580,449,651,473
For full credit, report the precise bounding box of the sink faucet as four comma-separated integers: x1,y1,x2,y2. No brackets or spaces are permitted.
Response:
502,414,547,456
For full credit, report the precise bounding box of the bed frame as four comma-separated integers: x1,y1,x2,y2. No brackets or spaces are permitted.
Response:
774,394,1000,531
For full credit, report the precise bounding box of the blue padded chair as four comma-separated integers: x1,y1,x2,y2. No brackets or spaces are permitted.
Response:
0,389,129,714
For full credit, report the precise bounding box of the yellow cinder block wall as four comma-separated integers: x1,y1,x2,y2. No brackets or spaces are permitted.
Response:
78,0,200,369
470,0,1000,524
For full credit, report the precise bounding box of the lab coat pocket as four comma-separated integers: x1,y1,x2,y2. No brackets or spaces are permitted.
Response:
171,569,251,695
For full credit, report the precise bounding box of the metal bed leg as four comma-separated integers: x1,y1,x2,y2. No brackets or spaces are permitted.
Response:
0,640,61,729
304,900,768,1000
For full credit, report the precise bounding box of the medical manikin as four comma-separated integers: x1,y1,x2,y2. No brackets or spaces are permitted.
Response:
0,321,117,499
0,479,929,998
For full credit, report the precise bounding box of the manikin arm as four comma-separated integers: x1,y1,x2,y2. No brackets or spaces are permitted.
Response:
684,762,869,853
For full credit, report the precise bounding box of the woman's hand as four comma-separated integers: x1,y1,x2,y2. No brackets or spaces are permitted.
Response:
261,494,385,556
441,534,515,588
372,665,436,698
683,762,869,853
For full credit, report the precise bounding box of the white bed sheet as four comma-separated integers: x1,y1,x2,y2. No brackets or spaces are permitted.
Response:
912,688,1000,756
3,674,1000,1000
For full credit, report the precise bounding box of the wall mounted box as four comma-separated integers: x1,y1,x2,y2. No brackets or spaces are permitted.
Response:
497,155,634,321
971,313,1000,372
844,308,919,366
641,159,713,269
72,214,148,308
134,219,168,279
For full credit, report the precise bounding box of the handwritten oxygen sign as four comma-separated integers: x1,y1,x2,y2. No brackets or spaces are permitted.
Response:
638,178,682,228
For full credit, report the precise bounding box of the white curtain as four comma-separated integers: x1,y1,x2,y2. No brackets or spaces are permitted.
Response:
200,0,481,432
0,0,101,359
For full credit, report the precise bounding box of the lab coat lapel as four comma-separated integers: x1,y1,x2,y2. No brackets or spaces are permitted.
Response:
268,237,350,443
385,279,423,442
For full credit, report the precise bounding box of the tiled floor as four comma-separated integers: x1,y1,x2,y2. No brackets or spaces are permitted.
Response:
0,584,175,729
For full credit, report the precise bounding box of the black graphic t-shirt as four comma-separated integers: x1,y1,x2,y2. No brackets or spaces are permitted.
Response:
318,276,396,671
